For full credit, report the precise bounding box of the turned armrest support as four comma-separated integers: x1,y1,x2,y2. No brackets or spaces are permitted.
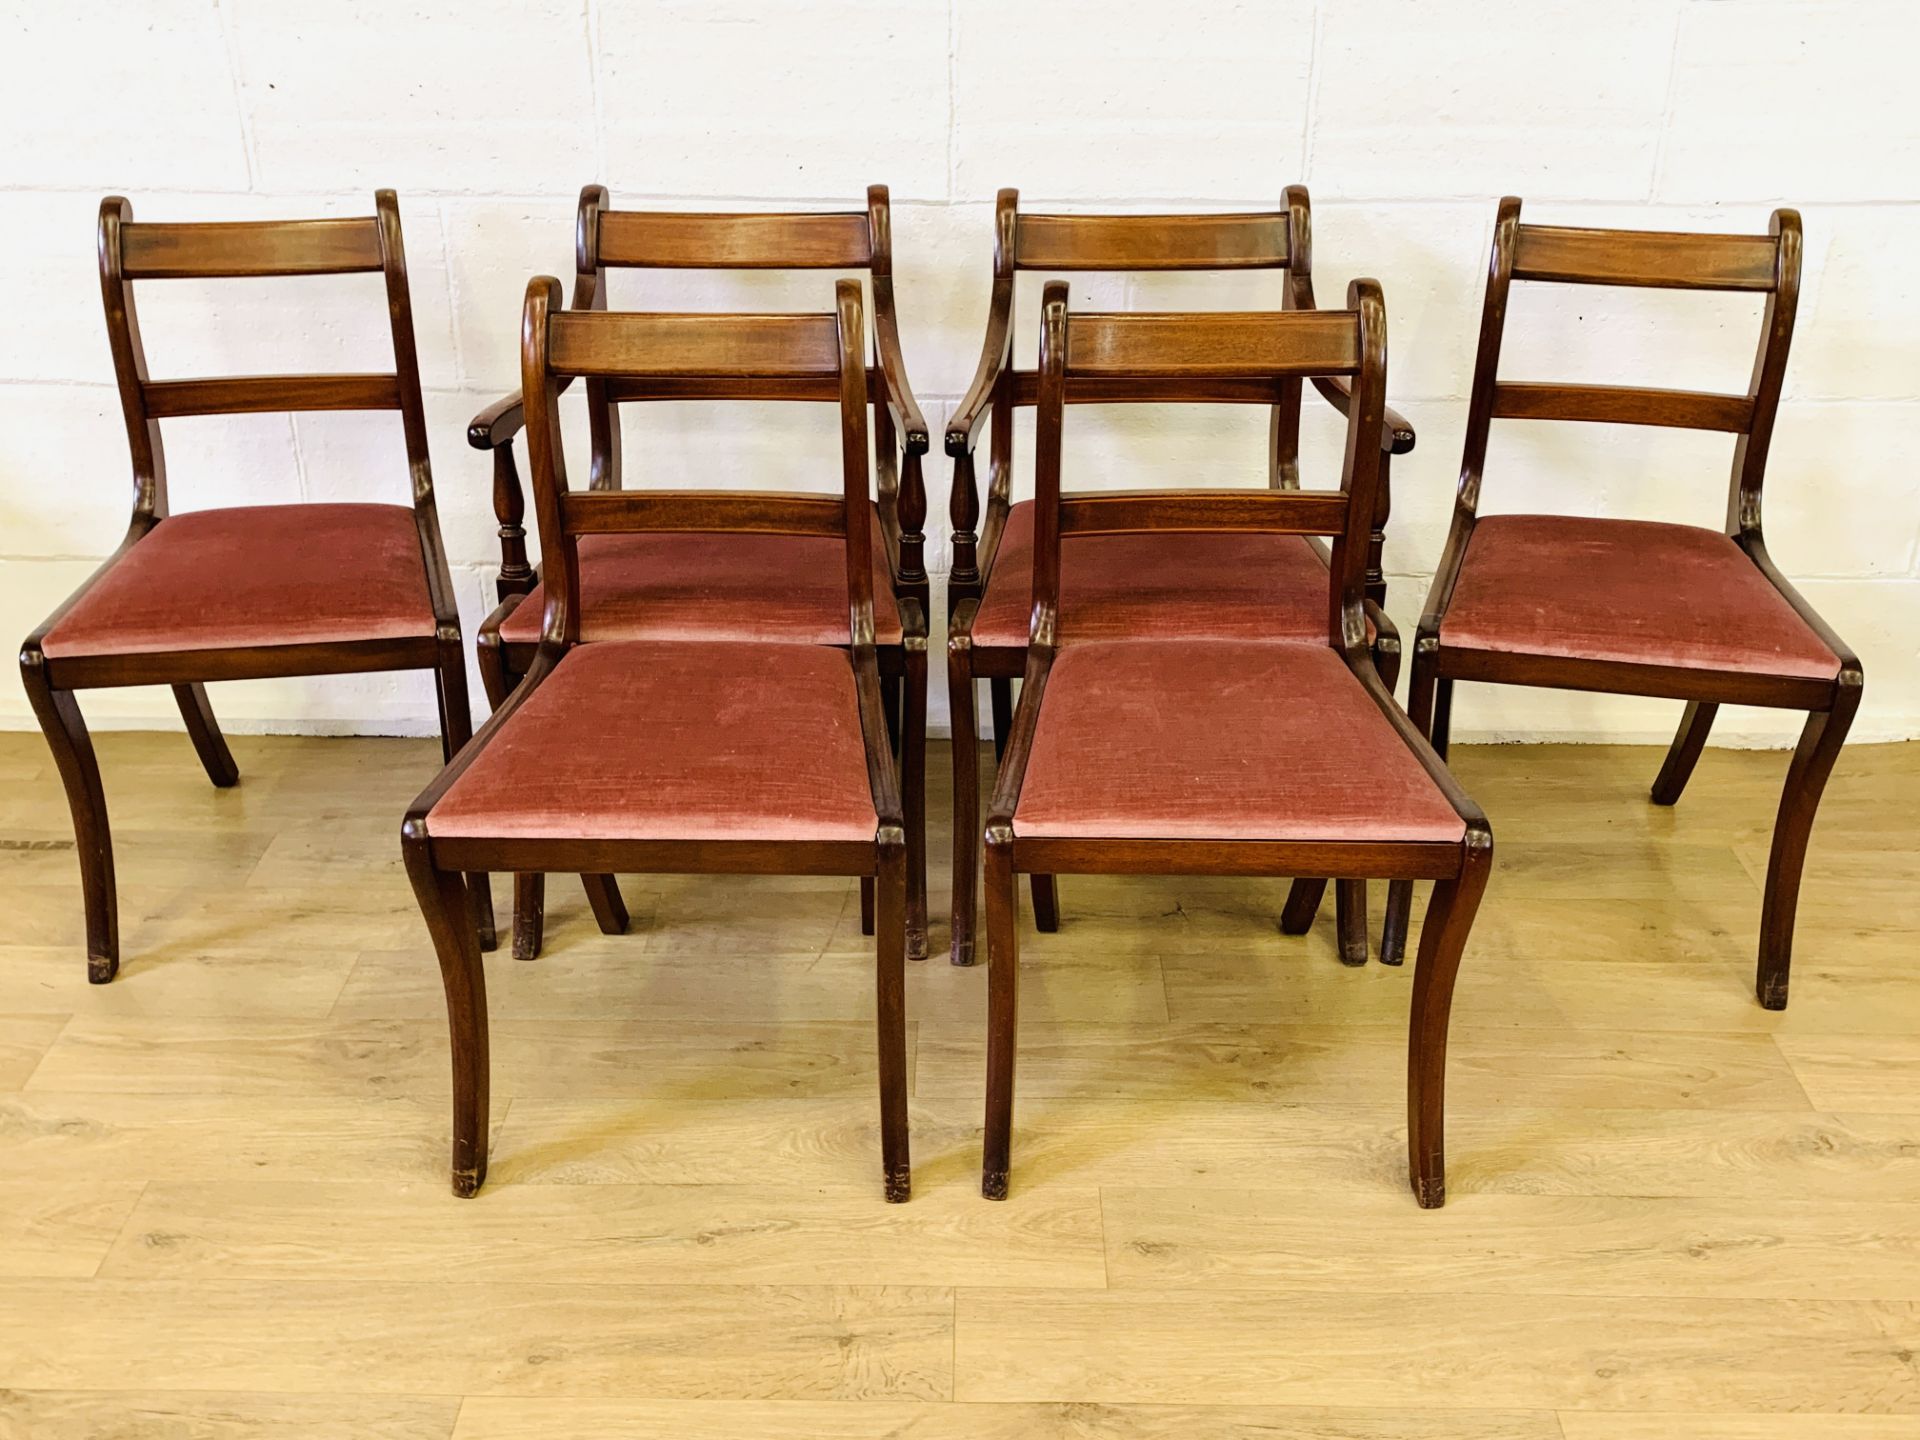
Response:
467,391,538,599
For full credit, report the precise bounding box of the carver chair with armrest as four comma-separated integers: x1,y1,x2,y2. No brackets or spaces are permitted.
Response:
19,191,492,984
946,185,1417,968
468,184,929,961
982,281,1491,1207
1379,201,1859,1009
404,278,909,1199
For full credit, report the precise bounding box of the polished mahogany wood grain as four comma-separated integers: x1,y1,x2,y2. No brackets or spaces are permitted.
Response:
1510,223,1779,291
1057,488,1350,537
596,209,873,269
559,489,848,538
117,216,385,278
141,374,403,418
1014,212,1288,270
546,310,842,378
1490,381,1755,433
1065,309,1360,377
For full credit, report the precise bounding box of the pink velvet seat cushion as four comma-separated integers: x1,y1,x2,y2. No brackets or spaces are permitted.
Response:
1013,640,1465,844
497,511,902,649
39,504,436,659
1440,515,1840,681
427,640,877,843
971,500,1335,648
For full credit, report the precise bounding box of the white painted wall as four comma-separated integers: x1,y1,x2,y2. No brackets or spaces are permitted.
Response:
2,0,1915,745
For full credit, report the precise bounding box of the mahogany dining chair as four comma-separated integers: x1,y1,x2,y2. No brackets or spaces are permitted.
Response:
946,185,1417,968
468,185,929,963
981,281,1491,1208
1379,201,1859,1011
19,192,491,984
404,278,909,1200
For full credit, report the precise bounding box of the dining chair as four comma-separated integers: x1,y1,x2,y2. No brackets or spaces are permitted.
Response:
981,280,1491,1208
468,185,929,963
946,185,1417,968
19,192,491,984
1379,201,1859,1010
404,278,909,1200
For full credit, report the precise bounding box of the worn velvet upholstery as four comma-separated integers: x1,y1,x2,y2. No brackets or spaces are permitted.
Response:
1441,515,1840,680
427,640,877,843
40,503,435,659
971,499,1336,648
498,509,901,648
1013,640,1466,843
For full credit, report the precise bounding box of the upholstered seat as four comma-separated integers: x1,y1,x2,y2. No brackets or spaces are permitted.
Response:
971,499,1335,648
1440,515,1840,681
39,503,436,659
1012,639,1465,844
427,640,877,843
497,511,902,649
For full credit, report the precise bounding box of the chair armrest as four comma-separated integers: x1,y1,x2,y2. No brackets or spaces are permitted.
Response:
871,277,927,456
946,275,1013,457
468,391,527,451
1364,597,1400,650
1312,375,1416,455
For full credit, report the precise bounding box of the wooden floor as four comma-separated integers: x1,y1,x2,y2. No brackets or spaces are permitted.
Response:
2,728,1918,1438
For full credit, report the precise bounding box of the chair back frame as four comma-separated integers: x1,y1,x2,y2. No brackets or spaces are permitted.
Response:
475,184,927,603
943,186,1414,602
98,193,442,538
25,191,462,689
519,281,881,666
1023,282,1384,663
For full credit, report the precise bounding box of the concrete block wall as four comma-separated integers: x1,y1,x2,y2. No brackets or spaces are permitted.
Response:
2,0,1914,744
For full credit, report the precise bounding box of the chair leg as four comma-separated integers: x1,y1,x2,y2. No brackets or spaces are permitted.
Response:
22,670,118,984
990,676,1014,765
949,639,981,966
1650,701,1719,806
994,677,1061,931
1335,880,1369,965
1407,838,1491,1210
1029,874,1060,932
403,837,491,1197
1382,648,1440,967
512,874,546,961
1431,677,1455,760
172,682,239,788
581,875,629,935
1756,691,1859,1010
875,842,911,1202
902,642,929,961
434,639,496,953
860,876,876,935
981,828,1021,1200
1280,878,1326,934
